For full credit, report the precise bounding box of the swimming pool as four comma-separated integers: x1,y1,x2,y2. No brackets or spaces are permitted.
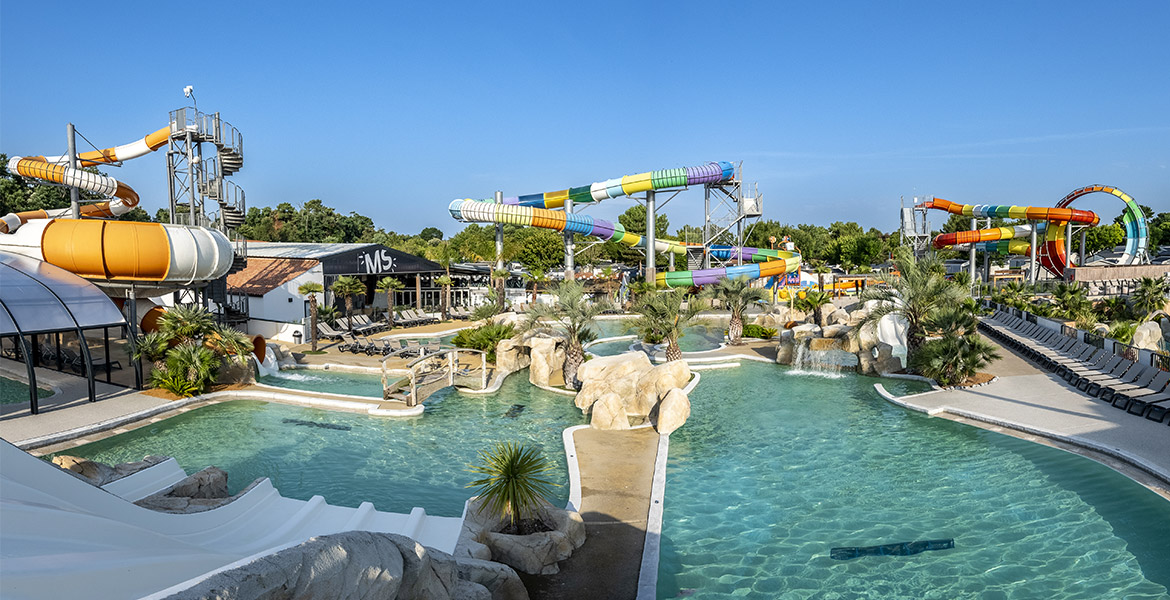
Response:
52,374,585,516
257,369,400,398
656,361,1170,599
0,376,52,405
589,317,728,355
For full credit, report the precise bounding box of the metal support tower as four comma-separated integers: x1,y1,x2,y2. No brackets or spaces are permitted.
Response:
702,164,762,270
901,198,933,259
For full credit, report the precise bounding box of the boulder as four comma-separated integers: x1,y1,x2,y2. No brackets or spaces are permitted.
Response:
776,339,795,365
1132,321,1163,351
791,324,822,340
576,351,652,383
113,455,170,478
631,360,691,417
816,304,836,325
857,324,879,352
574,352,653,413
495,339,529,373
136,470,265,514
52,455,118,486
589,393,630,430
527,337,564,387
856,348,877,375
160,531,460,600
463,498,585,576
808,337,843,352
847,308,869,326
821,324,852,339
166,466,229,499
454,558,529,600
829,308,850,325
654,388,691,435
1092,323,1109,336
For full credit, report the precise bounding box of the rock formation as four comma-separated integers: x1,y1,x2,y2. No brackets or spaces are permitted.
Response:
52,454,170,487
458,497,585,578
573,352,693,432
495,330,567,387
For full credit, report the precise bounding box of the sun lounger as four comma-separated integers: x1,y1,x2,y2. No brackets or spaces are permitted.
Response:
1143,398,1170,423
401,339,422,358
317,323,346,340
1107,371,1170,408
1074,359,1136,392
1085,365,1156,398
59,348,121,373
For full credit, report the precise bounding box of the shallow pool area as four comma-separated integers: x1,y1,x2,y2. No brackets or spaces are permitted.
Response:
590,317,728,355
0,376,52,405
257,369,398,398
52,374,585,516
657,361,1170,599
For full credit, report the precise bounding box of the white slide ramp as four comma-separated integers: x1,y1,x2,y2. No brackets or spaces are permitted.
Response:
0,440,463,600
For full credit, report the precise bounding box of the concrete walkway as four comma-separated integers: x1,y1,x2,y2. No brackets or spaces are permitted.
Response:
522,427,660,600
888,337,1170,495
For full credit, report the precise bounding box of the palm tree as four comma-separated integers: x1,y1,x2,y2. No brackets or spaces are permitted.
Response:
703,276,768,345
331,276,366,331
1131,276,1170,319
435,275,454,320
808,260,831,293
205,324,254,365
600,265,618,303
795,290,835,327
130,331,170,371
376,276,405,327
630,289,709,362
467,442,559,533
855,248,968,358
523,268,548,305
157,304,214,344
298,282,324,351
524,279,610,389
492,269,510,311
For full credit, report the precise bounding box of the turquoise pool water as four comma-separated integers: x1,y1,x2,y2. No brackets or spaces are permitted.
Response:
656,361,1170,599
257,370,399,398
0,376,52,404
53,375,585,516
590,318,727,354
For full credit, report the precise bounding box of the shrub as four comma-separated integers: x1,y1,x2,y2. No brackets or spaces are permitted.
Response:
148,368,201,397
467,442,559,533
740,324,778,339
452,322,516,363
910,334,1001,387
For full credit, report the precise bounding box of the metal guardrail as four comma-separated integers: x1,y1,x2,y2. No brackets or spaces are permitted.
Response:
1061,324,1078,338
1112,340,1140,362
1153,352,1170,372
1024,312,1037,324
1083,332,1105,350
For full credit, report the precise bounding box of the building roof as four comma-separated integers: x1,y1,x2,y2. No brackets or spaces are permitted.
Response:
245,242,376,260
0,251,126,335
227,257,319,297
244,242,442,276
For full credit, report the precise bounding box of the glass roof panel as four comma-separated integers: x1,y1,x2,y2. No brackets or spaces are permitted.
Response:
0,252,126,333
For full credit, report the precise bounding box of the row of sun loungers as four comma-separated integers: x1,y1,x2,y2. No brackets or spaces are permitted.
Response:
393,309,437,327
337,334,441,358
979,310,1170,424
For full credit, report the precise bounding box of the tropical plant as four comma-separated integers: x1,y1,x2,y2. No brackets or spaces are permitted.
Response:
1097,297,1133,322
435,275,454,321
855,248,968,358
451,322,516,363
331,276,366,331
1131,276,1170,319
522,268,548,304
1107,320,1138,344
316,304,339,327
472,296,503,321
467,442,559,533
808,260,831,293
630,289,709,361
741,324,778,340
951,270,972,289
298,282,325,350
524,280,610,389
375,276,405,328
491,269,510,311
1000,280,1033,308
130,331,171,370
157,304,214,343
205,324,254,365
149,341,220,396
794,290,834,326
703,276,768,345
909,334,1001,387
148,369,200,397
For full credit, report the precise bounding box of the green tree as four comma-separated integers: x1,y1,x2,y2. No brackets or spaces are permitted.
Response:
703,277,767,345
331,276,367,331
435,275,454,320
419,226,444,241
1131,277,1170,319
376,276,405,326
157,304,215,343
630,290,709,361
513,227,564,273
524,279,610,389
298,282,325,350
795,290,835,326
855,248,968,358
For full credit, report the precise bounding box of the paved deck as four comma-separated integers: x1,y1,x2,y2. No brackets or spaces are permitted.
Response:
522,427,660,600
891,336,1170,495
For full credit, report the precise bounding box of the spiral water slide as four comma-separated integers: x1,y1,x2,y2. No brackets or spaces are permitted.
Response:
925,186,1149,277
448,162,801,287
1,126,234,287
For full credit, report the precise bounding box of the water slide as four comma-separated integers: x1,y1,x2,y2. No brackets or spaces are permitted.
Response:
1,126,234,290
924,186,1149,277
0,439,461,599
448,162,801,287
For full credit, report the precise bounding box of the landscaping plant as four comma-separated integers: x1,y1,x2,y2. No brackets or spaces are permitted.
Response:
631,289,708,362
451,322,515,363
298,282,324,350
467,442,559,534
524,280,609,389
703,276,768,345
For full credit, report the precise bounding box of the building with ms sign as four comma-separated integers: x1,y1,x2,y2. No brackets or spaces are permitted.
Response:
226,242,444,342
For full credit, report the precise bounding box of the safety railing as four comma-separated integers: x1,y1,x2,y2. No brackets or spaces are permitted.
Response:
1152,352,1170,372
1083,332,1106,350
169,107,244,160
1061,324,1078,338
1112,340,1140,362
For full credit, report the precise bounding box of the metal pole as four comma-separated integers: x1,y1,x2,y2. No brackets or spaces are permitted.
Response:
645,190,656,285
1029,222,1038,285
969,218,977,286
564,196,574,279
128,288,142,389
1065,221,1073,279
67,123,80,219
983,217,991,283
494,191,504,271
703,187,711,269
1079,229,1087,267
668,252,675,271
186,130,197,225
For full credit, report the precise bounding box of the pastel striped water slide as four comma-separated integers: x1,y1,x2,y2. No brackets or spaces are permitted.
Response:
487,162,737,209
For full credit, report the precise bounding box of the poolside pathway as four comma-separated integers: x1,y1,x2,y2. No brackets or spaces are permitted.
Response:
892,336,1170,494
522,427,660,600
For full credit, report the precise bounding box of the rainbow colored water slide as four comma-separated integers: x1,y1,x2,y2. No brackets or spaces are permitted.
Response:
0,126,234,287
448,162,800,288
925,186,1148,277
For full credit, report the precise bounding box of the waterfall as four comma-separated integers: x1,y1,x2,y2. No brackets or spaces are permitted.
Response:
788,338,846,379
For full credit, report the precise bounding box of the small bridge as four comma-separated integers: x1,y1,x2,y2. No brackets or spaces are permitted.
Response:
381,348,489,407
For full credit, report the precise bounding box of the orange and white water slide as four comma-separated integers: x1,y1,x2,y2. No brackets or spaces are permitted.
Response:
1,125,234,289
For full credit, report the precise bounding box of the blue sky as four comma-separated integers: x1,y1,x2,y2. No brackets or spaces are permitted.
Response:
2,1,1167,237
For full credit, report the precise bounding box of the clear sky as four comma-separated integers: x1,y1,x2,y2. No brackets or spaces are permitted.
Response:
2,1,1167,237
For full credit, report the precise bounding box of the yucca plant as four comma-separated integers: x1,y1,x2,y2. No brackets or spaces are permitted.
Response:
794,290,834,326
164,341,220,393
157,304,214,344
131,331,171,370
1131,276,1170,319
910,334,1001,387
630,289,708,361
148,369,201,397
525,280,609,389
467,442,559,533
451,322,515,363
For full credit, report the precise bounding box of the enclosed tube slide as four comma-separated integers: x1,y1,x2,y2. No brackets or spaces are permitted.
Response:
0,125,234,287
925,186,1147,277
1,126,170,234
451,162,799,287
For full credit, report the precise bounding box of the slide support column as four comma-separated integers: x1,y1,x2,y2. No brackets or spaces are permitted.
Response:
1065,221,1073,280
67,123,80,219
564,197,575,280
1029,222,1038,285
494,191,504,271
969,218,977,288
645,190,656,285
